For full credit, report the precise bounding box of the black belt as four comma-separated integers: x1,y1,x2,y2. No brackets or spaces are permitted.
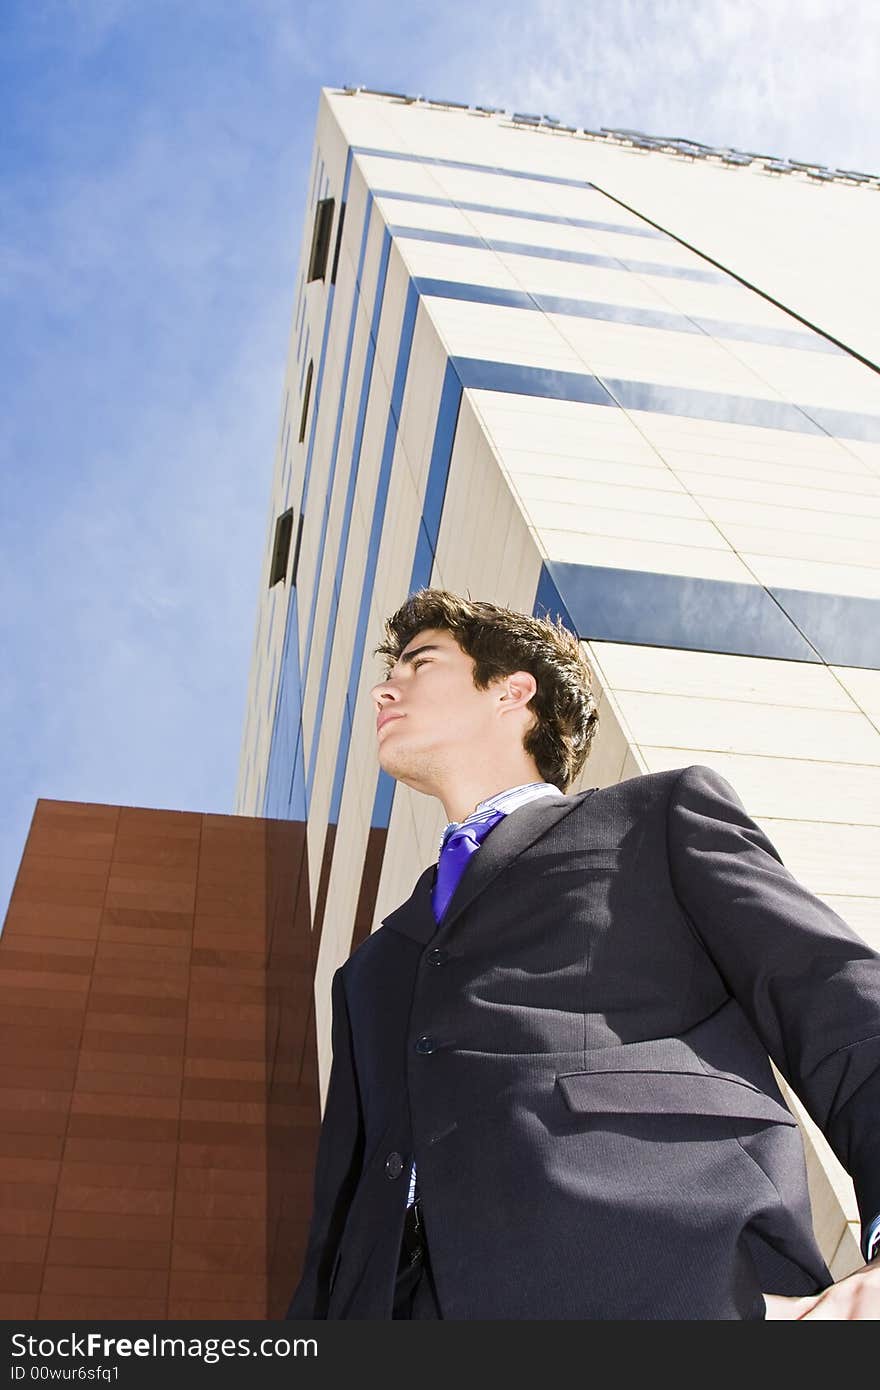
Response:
400,1199,425,1267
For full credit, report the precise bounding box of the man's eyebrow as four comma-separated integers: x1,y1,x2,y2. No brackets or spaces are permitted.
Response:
397,642,439,664
391,643,442,670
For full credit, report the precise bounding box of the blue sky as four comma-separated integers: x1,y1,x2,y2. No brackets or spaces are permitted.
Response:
2,0,879,924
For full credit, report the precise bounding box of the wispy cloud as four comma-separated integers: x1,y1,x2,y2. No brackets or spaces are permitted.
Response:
435,0,880,172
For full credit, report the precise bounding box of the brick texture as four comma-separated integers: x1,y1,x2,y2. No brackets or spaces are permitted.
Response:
0,799,320,1320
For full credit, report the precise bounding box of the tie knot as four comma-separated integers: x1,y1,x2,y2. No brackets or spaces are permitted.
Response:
431,807,506,925
443,809,505,850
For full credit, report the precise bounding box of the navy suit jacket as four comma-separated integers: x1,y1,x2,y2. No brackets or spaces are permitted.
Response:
288,765,880,1319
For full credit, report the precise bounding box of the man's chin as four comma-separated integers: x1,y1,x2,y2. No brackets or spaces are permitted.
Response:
376,751,402,779
377,754,422,792
379,760,408,784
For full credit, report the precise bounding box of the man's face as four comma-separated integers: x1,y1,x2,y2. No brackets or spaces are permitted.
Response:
370,628,502,790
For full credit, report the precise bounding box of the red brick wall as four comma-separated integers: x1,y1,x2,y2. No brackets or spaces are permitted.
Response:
0,798,320,1320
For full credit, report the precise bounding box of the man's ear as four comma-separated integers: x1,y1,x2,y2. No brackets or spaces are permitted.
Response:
499,670,538,710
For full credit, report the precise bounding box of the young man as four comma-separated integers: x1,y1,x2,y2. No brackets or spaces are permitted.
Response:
288,589,880,1320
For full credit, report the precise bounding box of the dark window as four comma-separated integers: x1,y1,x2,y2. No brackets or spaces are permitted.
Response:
307,197,335,282
289,512,305,587
269,510,294,587
330,202,346,285
298,360,314,443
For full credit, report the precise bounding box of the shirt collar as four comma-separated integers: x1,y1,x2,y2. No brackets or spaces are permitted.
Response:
438,781,563,852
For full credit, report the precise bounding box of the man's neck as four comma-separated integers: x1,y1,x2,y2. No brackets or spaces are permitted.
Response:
442,772,548,825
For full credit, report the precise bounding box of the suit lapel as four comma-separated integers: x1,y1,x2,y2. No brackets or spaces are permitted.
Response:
380,787,597,947
380,863,436,946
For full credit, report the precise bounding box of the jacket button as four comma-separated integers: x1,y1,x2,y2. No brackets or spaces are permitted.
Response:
384,1151,404,1179
426,948,448,966
414,1035,436,1055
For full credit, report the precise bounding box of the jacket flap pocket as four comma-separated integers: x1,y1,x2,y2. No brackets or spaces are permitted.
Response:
556,1067,797,1124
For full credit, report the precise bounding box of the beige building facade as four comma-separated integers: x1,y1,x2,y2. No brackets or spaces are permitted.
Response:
236,88,880,1279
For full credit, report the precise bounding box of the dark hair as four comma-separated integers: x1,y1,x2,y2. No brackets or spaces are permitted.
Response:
373,588,599,792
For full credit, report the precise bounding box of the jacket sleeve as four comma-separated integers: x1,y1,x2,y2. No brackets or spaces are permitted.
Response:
666,762,880,1258
286,965,365,1318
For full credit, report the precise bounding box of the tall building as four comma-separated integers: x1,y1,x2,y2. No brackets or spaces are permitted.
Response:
236,87,880,1279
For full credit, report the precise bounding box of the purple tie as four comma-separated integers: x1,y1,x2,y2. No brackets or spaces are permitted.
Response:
431,808,507,924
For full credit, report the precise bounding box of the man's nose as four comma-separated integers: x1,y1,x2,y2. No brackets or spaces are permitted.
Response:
371,681,398,706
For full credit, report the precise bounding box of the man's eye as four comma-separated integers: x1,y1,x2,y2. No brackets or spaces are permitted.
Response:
412,659,428,670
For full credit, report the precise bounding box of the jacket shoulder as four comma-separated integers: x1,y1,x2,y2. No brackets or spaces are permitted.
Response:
585,763,737,806
582,763,684,808
576,765,746,838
